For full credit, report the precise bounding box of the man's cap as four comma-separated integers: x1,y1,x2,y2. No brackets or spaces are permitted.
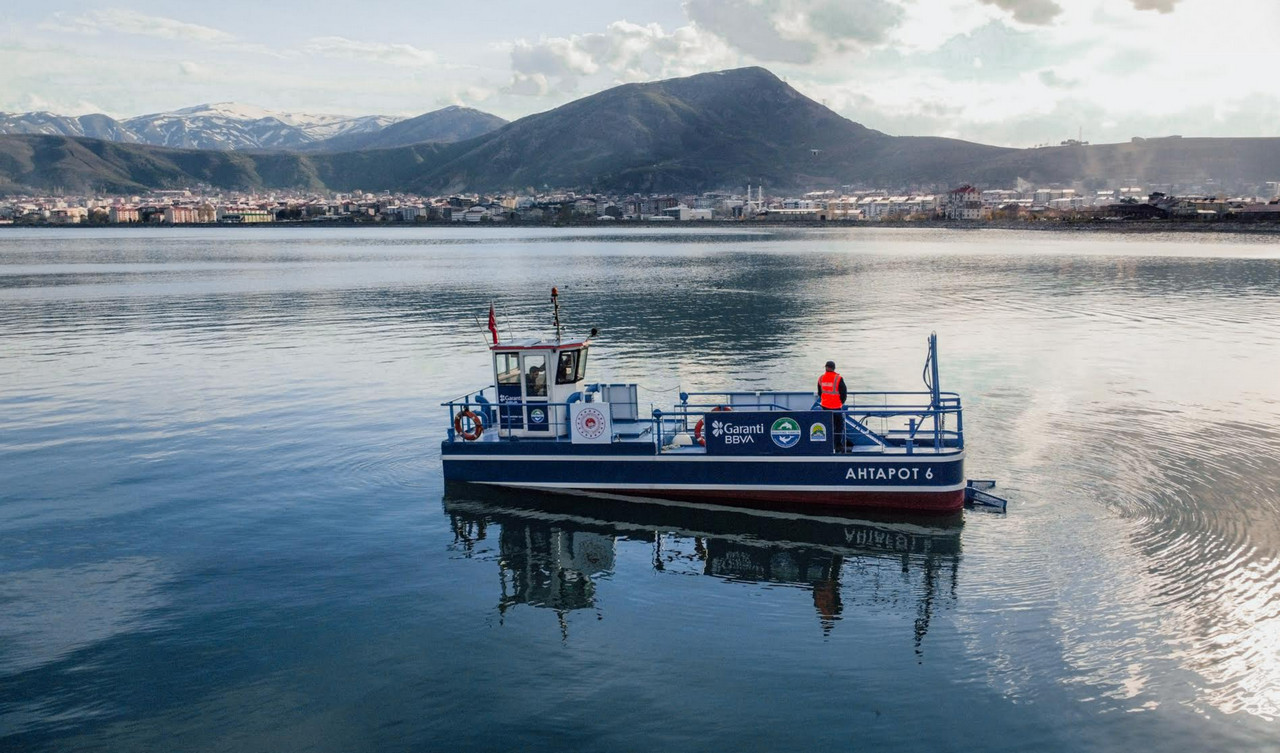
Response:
825,360,836,369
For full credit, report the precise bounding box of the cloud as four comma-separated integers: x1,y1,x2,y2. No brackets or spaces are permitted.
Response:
504,72,551,97
511,37,599,78
685,0,814,62
17,92,107,117
976,0,1063,25
1038,69,1077,88
1130,0,1180,12
685,0,906,62
178,61,205,77
437,84,496,109
505,21,737,96
917,20,1076,81
43,9,236,43
304,37,436,67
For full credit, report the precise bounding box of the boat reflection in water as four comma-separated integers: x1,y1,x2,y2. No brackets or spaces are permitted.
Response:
444,483,962,641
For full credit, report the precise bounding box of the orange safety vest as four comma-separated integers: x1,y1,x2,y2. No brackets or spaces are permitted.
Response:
818,370,843,409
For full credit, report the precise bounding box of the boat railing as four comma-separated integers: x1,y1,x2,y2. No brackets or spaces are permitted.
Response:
678,389,961,411
442,386,497,440
443,387,962,451
442,387,650,443
666,389,964,452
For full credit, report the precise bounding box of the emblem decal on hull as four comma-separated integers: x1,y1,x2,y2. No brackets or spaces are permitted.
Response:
770,417,801,448
809,423,827,442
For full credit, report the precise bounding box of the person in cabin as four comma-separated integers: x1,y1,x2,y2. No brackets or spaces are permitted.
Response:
526,365,546,396
817,360,848,449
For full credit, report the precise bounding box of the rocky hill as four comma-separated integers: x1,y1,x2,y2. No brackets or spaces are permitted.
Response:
404,68,1011,193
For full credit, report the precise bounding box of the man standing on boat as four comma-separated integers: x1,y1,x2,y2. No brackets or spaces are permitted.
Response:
818,361,848,450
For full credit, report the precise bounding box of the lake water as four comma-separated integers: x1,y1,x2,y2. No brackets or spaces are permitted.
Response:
2,226,1279,751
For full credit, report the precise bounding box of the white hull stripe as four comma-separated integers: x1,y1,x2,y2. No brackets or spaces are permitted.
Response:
444,452,963,464
477,481,967,493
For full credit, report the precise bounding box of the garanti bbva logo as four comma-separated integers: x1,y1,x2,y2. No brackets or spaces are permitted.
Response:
770,417,802,448
711,420,725,438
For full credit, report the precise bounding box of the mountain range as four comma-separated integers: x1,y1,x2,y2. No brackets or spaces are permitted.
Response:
0,102,506,152
2,67,1278,196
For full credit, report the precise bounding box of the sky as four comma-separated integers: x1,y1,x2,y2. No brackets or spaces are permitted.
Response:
2,0,1277,147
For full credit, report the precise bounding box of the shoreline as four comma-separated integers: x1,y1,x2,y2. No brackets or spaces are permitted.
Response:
3,219,1280,234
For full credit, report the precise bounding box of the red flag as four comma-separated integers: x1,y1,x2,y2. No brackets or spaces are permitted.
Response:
487,304,498,345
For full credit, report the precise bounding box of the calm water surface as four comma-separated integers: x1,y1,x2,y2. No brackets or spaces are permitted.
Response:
2,226,1279,751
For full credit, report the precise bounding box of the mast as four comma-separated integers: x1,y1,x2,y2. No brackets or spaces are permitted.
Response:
551,287,562,343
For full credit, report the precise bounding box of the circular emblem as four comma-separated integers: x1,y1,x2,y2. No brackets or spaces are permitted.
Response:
770,417,801,448
574,406,608,440
530,408,546,424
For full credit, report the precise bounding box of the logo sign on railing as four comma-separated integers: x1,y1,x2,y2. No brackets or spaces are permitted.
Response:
703,411,833,456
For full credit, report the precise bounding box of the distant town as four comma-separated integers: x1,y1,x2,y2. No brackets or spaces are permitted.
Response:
4,178,1280,227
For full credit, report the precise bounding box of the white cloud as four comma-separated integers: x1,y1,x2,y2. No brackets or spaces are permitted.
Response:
511,37,599,78
44,9,236,44
976,0,1063,25
506,21,738,96
304,36,437,67
504,72,551,97
437,84,496,109
1130,0,1181,12
18,92,107,117
684,0,906,62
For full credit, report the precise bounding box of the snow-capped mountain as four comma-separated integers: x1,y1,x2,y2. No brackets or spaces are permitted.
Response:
122,103,400,150
0,111,141,142
0,103,401,151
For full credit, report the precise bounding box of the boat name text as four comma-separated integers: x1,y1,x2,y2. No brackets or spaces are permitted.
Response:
846,466,934,481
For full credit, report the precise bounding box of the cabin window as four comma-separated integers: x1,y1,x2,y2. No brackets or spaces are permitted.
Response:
524,354,547,397
496,353,520,385
556,349,579,385
575,348,588,381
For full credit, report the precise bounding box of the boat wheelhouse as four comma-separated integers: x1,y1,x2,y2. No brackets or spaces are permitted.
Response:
442,298,968,513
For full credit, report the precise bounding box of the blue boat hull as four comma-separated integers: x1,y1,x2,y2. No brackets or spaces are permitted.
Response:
441,443,966,513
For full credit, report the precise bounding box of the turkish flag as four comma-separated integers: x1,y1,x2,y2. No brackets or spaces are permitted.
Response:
487,304,498,345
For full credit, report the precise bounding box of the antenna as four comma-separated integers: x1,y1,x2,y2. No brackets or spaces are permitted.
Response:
472,313,493,348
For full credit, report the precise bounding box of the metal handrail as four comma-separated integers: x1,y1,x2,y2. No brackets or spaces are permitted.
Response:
681,389,962,398
445,385,964,451
440,385,495,406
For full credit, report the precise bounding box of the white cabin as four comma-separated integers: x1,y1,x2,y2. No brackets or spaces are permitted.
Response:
492,338,590,438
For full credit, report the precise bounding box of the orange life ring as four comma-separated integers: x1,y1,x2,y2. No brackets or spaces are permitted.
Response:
454,409,484,441
693,406,731,446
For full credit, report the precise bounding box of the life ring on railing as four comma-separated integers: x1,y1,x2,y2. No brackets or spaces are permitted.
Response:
693,406,731,446
453,409,484,441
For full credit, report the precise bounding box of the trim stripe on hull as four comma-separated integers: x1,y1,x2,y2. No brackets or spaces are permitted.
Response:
474,482,966,513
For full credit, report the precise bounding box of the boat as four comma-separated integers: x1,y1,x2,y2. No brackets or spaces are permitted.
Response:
441,289,969,513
